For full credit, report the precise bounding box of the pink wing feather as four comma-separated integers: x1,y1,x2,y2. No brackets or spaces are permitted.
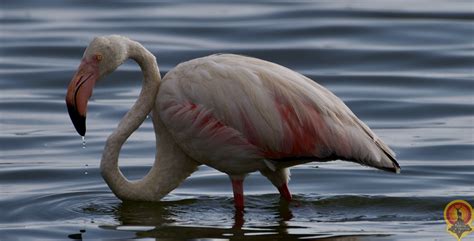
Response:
157,54,399,173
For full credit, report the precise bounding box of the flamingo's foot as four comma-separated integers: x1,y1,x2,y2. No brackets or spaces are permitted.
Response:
277,183,292,202
231,178,244,210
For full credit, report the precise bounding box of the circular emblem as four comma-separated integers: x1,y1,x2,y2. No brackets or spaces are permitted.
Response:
444,200,473,241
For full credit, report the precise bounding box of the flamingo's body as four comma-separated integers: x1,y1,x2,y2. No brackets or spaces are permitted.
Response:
66,35,400,210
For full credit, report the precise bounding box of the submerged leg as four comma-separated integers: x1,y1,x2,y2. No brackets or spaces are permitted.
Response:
260,168,292,202
230,176,245,210
277,183,292,202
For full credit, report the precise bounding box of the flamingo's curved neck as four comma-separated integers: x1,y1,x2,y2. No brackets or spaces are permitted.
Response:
99,40,163,201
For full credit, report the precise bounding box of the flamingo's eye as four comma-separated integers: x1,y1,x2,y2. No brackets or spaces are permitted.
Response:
95,54,103,62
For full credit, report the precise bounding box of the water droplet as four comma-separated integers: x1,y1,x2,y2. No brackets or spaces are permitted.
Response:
146,115,150,119
84,164,88,175
82,136,86,149
84,171,88,175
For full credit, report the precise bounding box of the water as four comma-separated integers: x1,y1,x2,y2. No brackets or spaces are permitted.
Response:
1,0,473,240
81,136,86,149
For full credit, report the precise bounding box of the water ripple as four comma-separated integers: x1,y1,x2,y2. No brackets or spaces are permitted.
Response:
1,0,473,240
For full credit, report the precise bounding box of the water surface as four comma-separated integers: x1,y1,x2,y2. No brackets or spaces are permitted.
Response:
1,0,473,240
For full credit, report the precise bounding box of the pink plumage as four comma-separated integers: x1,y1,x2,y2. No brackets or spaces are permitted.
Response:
66,36,399,209
158,54,398,176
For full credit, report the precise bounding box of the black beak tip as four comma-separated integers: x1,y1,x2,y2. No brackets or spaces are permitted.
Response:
67,104,86,136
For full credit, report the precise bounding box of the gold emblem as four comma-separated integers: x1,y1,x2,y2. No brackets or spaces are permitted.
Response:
444,200,473,240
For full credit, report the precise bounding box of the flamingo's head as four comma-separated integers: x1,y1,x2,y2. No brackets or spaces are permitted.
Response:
66,35,129,136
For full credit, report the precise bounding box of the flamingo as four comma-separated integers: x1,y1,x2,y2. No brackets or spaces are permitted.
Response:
66,35,400,210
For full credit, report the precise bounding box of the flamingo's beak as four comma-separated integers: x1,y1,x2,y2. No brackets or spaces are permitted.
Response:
65,58,99,136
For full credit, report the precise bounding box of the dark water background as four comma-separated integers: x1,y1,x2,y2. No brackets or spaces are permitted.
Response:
1,0,473,240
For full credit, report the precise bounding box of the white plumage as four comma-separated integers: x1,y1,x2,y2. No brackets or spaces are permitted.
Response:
158,54,398,174
66,36,399,209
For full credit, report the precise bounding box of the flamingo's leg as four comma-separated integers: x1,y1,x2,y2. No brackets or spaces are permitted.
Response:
277,183,292,202
260,167,292,202
230,176,245,210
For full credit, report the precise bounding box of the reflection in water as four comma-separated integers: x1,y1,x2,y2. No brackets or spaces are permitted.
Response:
68,193,472,240
103,199,393,240
104,199,309,239
89,198,394,240
114,200,177,226
67,229,85,240
71,194,469,240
